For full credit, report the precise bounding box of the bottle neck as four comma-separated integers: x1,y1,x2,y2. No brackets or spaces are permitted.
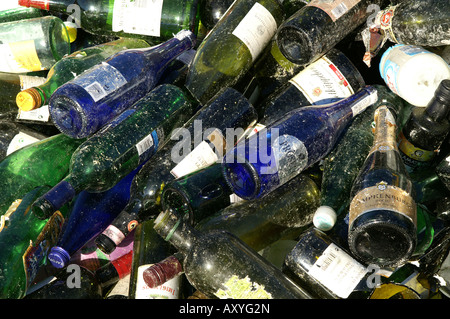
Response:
19,0,67,12
371,105,398,153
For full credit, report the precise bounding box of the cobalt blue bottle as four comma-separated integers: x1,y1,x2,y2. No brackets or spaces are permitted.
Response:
47,166,141,269
222,86,379,200
49,30,196,139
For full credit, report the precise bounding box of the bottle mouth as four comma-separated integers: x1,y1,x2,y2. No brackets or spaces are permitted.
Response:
31,197,55,220
161,188,193,223
16,88,43,111
95,234,117,255
276,27,312,65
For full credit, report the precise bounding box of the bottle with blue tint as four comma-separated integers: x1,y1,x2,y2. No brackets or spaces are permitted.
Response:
222,86,379,200
49,30,196,139
31,84,194,221
47,166,141,269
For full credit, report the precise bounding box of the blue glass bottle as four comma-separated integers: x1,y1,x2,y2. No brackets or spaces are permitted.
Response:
47,166,141,269
222,86,379,200
49,30,196,139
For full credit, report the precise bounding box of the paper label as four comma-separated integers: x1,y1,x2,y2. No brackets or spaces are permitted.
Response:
308,0,360,21
112,0,163,36
0,41,42,73
232,2,278,61
289,55,354,105
17,105,50,123
135,265,181,299
72,62,128,102
308,243,367,298
6,132,41,156
136,130,159,164
19,75,47,90
170,140,219,178
350,92,378,117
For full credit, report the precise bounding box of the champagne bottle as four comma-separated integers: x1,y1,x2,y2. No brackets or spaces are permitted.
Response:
128,220,183,299
152,208,314,299
0,186,71,299
0,16,71,73
275,0,385,65
19,0,201,43
0,133,84,217
222,86,378,200
185,0,285,104
16,37,151,112
47,167,140,269
95,87,257,254
397,79,450,173
31,84,194,220
48,30,196,139
259,48,366,124
348,105,417,268
379,44,450,107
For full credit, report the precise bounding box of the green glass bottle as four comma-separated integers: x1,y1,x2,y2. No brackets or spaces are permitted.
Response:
0,4,43,23
16,37,151,112
19,0,201,43
185,0,285,104
0,133,84,217
0,16,71,73
31,84,194,220
0,186,72,299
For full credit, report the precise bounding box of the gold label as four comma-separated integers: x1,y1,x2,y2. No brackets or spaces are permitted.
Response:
349,183,416,225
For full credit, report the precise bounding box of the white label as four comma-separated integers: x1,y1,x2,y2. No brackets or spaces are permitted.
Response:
271,135,308,184
351,91,378,116
229,193,245,203
135,265,180,299
232,3,277,61
113,0,163,36
136,133,155,156
6,132,41,156
17,105,50,122
19,75,47,90
289,55,355,104
308,243,367,298
0,44,29,73
170,140,219,178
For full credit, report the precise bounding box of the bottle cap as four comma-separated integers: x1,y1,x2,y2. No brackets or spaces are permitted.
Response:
16,88,42,111
313,206,337,231
63,22,78,43
48,246,71,269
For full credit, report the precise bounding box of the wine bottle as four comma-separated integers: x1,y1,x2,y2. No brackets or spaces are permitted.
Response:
200,0,236,30
0,186,72,299
48,30,196,139
397,79,450,173
0,16,71,73
0,2,43,23
47,167,140,269
379,44,450,107
410,168,450,205
95,250,134,294
259,48,366,124
185,0,285,104
0,133,84,217
348,105,417,268
275,0,385,65
95,87,257,254
313,85,409,231
16,37,151,112
222,86,378,200
19,0,201,43
31,84,194,220
128,220,183,299
152,208,314,299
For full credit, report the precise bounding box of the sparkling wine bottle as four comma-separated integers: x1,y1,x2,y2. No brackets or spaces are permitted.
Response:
222,86,378,200
16,37,150,112
31,84,194,220
185,0,285,104
348,105,417,268
48,30,196,139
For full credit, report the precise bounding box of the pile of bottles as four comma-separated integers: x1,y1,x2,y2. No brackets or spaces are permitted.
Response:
0,0,449,301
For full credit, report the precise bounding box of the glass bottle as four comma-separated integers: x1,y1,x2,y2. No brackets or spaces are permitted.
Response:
46,167,140,269
348,105,417,268
0,2,43,23
222,86,378,200
128,220,183,299
16,37,151,112
31,84,194,220
152,208,314,299
275,0,385,65
379,44,450,107
0,16,71,73
95,87,257,254
259,48,366,124
397,79,450,173
48,30,196,139
0,133,84,217
200,0,236,30
0,186,72,299
19,0,201,43
95,250,134,295
185,0,285,104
